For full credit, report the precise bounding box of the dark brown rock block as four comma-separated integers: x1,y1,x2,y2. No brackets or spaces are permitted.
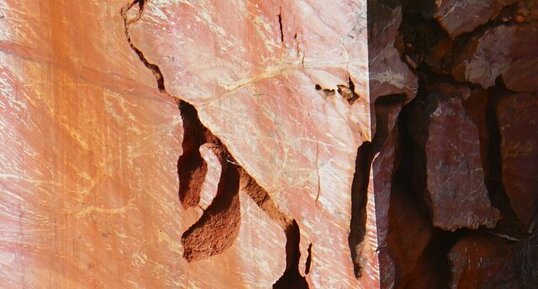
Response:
409,83,500,231
368,1,418,102
452,23,538,92
448,233,512,289
433,0,517,38
387,186,435,289
497,93,538,228
483,232,538,289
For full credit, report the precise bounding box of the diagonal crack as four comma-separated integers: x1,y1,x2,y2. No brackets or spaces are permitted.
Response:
121,0,178,101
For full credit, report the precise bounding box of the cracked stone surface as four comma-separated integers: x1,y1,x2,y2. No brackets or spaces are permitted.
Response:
408,83,500,231
0,1,286,288
1,0,373,288
432,0,518,38
125,1,374,288
2,0,537,288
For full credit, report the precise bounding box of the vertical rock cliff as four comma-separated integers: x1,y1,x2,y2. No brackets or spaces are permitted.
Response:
0,0,536,288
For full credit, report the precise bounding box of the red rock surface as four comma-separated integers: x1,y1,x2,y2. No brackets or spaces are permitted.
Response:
448,234,511,289
1,0,537,288
409,83,500,231
125,1,375,288
452,22,538,92
0,1,286,288
433,0,517,38
497,93,538,228
368,2,417,102
386,186,435,289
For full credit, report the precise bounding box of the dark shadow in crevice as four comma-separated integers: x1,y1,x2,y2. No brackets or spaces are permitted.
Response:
305,243,312,275
238,170,309,288
278,9,284,43
273,220,309,289
348,141,373,278
176,102,218,209
480,80,526,237
348,94,405,278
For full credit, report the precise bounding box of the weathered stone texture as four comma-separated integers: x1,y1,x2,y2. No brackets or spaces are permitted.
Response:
409,83,500,231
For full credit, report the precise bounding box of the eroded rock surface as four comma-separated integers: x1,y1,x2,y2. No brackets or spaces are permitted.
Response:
125,1,374,288
448,233,512,289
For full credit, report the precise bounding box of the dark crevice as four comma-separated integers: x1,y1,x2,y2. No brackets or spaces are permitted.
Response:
278,9,284,43
396,98,430,217
348,94,404,278
273,220,309,289
121,1,169,94
176,101,221,209
388,98,457,289
410,229,464,289
481,81,526,238
348,141,372,278
305,243,312,275
239,170,309,288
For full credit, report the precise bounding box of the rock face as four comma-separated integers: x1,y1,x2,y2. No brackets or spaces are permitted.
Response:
0,1,287,288
1,0,537,289
124,1,375,288
497,93,538,228
408,83,500,231
368,1,417,102
1,0,371,288
452,22,538,92
448,234,512,289
433,0,518,38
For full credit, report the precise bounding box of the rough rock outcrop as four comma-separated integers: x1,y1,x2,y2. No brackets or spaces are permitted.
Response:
448,234,512,289
368,1,417,102
432,0,518,38
408,83,500,231
452,22,538,92
1,0,537,288
497,93,538,228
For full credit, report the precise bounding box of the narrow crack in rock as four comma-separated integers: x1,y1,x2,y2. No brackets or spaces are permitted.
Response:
278,9,284,43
